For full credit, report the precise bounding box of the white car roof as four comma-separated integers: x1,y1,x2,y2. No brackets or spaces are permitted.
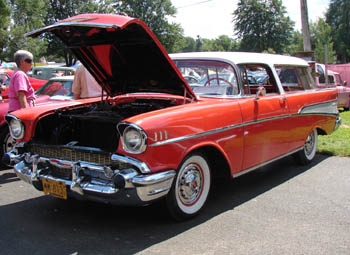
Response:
170,52,309,67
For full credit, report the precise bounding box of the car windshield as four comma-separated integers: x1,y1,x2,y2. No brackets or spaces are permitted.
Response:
173,59,239,96
35,79,74,98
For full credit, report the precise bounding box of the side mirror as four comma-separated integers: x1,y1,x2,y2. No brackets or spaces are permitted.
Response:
344,81,347,86
255,86,266,100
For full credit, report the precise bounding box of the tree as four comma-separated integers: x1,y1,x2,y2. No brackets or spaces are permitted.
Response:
111,0,184,53
284,31,303,56
3,0,48,62
0,0,10,61
310,18,336,64
326,0,350,63
182,37,196,52
44,0,113,65
232,0,294,53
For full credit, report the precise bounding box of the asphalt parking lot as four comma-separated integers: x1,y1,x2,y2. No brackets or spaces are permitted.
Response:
0,154,349,255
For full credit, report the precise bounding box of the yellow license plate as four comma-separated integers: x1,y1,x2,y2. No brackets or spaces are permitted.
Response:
42,178,67,200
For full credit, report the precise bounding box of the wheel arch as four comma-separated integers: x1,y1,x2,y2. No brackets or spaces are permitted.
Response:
182,143,232,179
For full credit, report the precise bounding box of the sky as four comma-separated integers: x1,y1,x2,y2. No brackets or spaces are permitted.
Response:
170,0,331,39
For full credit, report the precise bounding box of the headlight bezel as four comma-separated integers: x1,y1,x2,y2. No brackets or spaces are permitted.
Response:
5,115,25,140
118,123,147,154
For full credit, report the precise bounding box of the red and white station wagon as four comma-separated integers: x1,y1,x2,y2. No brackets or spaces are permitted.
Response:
4,14,341,220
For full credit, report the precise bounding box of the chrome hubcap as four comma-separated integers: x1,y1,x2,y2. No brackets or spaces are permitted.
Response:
4,133,15,153
178,164,203,205
305,132,315,156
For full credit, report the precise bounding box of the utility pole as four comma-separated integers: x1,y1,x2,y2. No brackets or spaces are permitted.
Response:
300,0,312,52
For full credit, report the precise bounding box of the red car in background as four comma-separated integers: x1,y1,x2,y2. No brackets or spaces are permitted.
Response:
0,68,47,99
0,76,74,166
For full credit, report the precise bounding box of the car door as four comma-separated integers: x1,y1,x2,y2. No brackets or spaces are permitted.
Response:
238,64,291,170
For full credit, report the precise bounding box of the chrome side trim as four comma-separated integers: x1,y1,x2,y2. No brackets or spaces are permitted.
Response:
150,102,339,147
298,100,338,115
232,147,303,178
150,113,293,147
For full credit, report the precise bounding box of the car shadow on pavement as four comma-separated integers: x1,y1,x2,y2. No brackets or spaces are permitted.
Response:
0,154,329,255
0,170,19,185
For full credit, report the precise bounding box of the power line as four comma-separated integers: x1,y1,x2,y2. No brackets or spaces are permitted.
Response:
176,0,215,9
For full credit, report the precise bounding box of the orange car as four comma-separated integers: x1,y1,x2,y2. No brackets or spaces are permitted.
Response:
4,14,341,221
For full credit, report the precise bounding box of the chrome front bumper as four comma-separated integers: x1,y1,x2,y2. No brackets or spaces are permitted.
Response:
9,150,175,206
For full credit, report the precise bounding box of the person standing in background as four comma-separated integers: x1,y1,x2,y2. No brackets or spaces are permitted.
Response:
8,50,36,112
72,64,103,99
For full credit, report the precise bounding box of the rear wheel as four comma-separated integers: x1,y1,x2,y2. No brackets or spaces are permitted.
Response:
294,129,318,165
166,153,211,221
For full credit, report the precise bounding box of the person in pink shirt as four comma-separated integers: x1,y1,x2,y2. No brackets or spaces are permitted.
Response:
8,50,36,112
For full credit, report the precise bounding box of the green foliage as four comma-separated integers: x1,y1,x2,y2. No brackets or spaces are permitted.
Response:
9,0,47,29
0,0,10,60
318,110,350,157
44,0,113,66
310,18,336,64
2,0,48,62
111,0,184,53
5,25,48,63
284,31,303,56
326,0,350,63
232,0,294,53
182,37,196,52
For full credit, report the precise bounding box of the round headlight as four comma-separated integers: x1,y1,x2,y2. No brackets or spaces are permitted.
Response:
9,118,25,139
122,125,147,154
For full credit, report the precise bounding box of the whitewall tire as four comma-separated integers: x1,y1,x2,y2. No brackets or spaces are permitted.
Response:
166,153,211,221
294,129,318,165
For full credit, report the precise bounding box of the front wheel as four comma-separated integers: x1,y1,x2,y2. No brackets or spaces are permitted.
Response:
294,129,318,165
0,126,16,168
166,153,211,221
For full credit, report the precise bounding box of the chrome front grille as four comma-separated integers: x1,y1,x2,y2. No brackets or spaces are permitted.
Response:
27,144,132,169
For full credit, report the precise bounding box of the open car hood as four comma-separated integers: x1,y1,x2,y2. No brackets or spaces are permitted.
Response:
26,14,196,100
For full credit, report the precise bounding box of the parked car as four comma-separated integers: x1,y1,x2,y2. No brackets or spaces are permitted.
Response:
311,62,350,110
4,14,341,220
0,69,47,99
0,76,74,164
30,66,75,80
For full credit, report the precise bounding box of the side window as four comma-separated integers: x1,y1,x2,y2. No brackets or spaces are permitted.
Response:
238,64,278,95
277,66,316,91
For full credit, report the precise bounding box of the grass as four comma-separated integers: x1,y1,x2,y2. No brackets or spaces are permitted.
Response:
317,109,350,157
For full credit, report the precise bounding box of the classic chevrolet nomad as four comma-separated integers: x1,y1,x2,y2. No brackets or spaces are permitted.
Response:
4,14,341,220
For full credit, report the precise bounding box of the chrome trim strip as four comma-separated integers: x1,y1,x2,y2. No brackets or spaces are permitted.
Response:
232,147,303,178
132,170,176,186
25,22,117,37
150,102,338,147
298,100,338,115
111,154,151,173
150,113,294,147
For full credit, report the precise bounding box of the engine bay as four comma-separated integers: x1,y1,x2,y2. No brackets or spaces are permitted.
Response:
32,98,178,152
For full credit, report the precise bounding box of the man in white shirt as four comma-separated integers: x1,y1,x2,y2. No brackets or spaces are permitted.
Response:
72,64,103,99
